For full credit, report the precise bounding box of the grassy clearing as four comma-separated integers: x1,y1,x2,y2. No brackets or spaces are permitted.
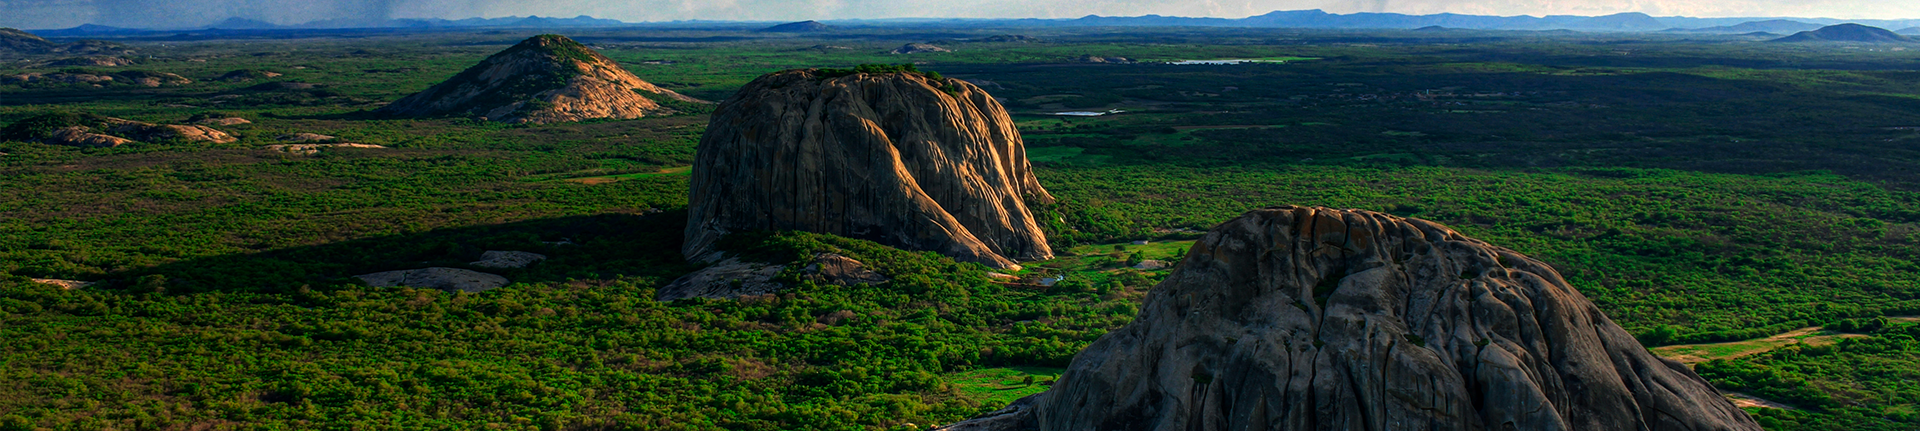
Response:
946,367,1065,406
561,166,692,184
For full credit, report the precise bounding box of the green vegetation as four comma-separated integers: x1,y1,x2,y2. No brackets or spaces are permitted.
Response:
1,25,1919,430
815,63,926,78
1697,320,1920,430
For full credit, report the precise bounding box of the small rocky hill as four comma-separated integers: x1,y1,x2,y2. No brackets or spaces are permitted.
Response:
0,28,58,54
3,112,235,147
0,28,133,57
890,43,951,54
684,67,1054,269
1774,24,1913,43
380,34,701,124
761,20,833,33
944,206,1761,431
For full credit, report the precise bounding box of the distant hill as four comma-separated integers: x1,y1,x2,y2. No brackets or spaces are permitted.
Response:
0,28,132,57
761,21,833,33
505,16,626,28
1901,27,1920,35
1773,24,1913,43
1683,19,1821,34
1568,12,1666,31
207,18,283,30
0,28,58,54
35,24,145,37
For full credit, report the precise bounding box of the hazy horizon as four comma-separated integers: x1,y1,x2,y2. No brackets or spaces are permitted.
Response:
3,0,1919,30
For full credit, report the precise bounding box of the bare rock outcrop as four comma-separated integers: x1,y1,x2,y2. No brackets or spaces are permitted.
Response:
355,267,508,293
46,127,134,147
658,253,891,301
685,69,1053,269
266,143,386,154
802,253,888,285
380,34,702,124
4,113,234,147
891,43,951,54
470,251,548,269
947,206,1761,431
194,117,251,126
656,257,787,302
30,278,95,290
45,57,134,67
276,133,337,142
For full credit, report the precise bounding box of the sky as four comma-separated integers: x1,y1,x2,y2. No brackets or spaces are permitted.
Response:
3,0,1918,29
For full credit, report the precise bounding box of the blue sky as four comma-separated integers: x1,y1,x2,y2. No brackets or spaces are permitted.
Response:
3,0,1917,29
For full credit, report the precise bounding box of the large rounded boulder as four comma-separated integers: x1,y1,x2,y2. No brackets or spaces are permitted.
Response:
684,68,1054,269
946,206,1760,431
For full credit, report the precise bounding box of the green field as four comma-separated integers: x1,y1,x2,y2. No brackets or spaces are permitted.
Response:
2,25,1920,430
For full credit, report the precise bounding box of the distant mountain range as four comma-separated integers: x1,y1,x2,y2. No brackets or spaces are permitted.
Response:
33,15,629,35
1673,19,1823,34
1042,10,1920,32
26,10,1920,35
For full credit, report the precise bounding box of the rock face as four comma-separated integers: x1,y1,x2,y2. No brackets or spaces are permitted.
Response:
356,268,509,293
947,206,1761,431
380,34,701,124
684,69,1054,269
1774,24,1913,43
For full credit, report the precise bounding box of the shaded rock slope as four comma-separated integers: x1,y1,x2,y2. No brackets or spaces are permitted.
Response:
945,206,1760,431
380,34,700,124
684,69,1053,269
